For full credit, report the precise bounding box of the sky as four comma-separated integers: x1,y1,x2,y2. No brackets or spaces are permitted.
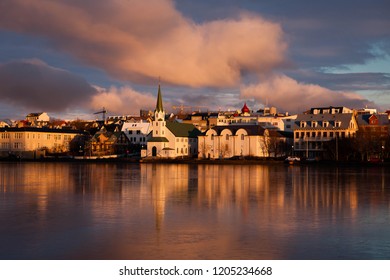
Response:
0,0,389,120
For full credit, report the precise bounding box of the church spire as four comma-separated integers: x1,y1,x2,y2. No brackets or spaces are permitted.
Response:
155,82,164,113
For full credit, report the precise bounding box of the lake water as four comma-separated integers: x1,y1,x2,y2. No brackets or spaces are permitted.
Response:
1,162,390,260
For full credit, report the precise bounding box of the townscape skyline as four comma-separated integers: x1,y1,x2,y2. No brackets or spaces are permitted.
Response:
0,0,389,120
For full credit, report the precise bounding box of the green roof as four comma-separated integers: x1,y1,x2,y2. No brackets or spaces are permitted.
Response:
149,137,169,142
166,122,201,138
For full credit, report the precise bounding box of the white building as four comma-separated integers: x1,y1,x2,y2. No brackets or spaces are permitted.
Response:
198,124,288,159
26,112,50,126
122,120,151,148
144,85,201,158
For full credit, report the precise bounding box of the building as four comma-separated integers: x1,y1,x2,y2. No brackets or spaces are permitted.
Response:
293,107,358,160
121,120,151,148
355,113,389,160
26,112,50,126
144,85,201,158
198,124,288,159
89,128,131,156
0,127,83,158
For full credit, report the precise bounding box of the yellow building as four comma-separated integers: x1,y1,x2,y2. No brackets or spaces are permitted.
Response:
0,127,83,158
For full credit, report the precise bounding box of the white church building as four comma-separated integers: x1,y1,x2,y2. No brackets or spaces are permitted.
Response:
143,85,201,158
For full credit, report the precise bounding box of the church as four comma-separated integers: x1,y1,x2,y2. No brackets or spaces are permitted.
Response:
144,85,201,158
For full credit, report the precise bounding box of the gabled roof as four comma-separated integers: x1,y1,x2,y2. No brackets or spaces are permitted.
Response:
166,122,201,138
149,137,169,142
294,113,355,130
356,114,389,126
26,112,44,117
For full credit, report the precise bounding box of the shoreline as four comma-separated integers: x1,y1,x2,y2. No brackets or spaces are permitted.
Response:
1,156,389,167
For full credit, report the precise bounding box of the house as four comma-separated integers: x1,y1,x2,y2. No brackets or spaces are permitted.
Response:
0,119,11,128
355,113,389,160
26,112,50,126
0,127,83,158
144,85,201,158
198,124,288,159
89,125,131,156
293,107,358,159
122,120,151,148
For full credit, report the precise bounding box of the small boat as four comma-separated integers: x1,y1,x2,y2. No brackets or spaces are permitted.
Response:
285,156,301,165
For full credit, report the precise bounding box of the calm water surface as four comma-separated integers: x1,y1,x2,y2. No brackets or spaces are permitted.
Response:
1,162,390,260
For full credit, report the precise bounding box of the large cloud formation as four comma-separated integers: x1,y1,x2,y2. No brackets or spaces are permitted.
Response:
241,74,377,113
90,86,162,116
0,0,287,87
0,59,97,112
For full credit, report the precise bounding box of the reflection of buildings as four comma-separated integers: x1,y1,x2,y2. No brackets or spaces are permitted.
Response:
139,163,386,232
140,163,190,230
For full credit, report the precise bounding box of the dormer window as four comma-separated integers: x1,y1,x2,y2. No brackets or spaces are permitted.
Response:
323,121,329,128
311,121,317,128
300,121,306,128
335,121,341,128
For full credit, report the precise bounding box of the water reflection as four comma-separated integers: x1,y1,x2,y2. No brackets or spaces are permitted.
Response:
1,162,390,259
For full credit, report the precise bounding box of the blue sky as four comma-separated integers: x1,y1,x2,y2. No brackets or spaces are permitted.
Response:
0,0,389,120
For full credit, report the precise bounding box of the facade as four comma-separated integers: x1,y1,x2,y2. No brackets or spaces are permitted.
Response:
356,113,389,160
121,120,151,148
90,129,131,156
293,107,358,159
26,112,50,126
0,127,82,158
198,124,287,159
145,85,201,158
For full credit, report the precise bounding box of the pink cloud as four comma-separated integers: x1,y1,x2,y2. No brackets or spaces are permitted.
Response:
89,86,160,116
241,74,376,113
0,0,287,87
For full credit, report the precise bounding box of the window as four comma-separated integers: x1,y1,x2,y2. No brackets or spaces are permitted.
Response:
295,132,299,138
136,130,141,134
330,132,334,137
323,132,328,137
311,121,317,128
14,142,22,149
300,121,306,128
311,132,315,137
211,134,214,140
241,134,244,140
226,134,229,140
323,121,328,127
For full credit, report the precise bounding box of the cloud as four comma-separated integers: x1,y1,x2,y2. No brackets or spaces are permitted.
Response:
240,74,377,113
90,86,165,116
0,0,287,87
0,59,97,112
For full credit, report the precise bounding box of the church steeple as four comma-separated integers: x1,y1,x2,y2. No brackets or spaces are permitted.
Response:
155,83,164,113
